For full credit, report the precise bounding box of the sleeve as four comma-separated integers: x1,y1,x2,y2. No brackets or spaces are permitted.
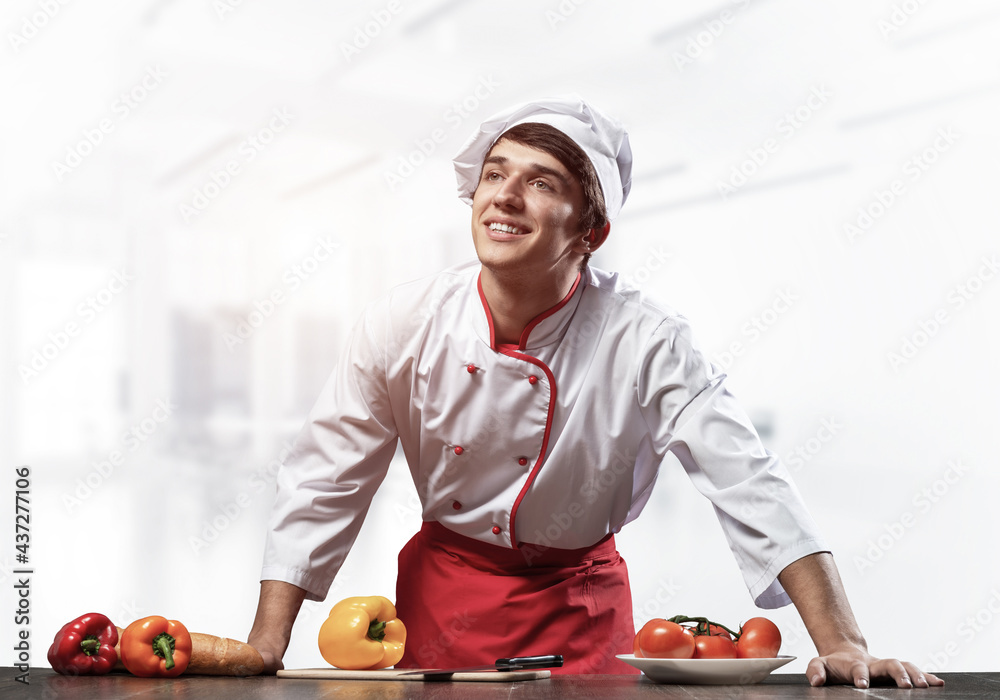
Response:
636,316,830,609
260,300,399,602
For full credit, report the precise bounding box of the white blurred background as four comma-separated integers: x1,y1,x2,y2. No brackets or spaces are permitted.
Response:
1,0,998,675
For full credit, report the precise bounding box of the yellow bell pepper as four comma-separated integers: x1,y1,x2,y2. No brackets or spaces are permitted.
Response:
318,596,407,670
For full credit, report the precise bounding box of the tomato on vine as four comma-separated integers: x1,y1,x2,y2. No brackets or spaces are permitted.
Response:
633,619,695,659
689,621,732,639
735,617,782,658
693,634,738,659
637,614,782,659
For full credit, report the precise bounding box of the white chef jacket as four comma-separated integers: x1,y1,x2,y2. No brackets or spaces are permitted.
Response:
261,260,828,608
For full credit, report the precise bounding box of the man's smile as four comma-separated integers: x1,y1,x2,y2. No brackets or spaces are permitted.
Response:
485,218,532,240
489,222,526,235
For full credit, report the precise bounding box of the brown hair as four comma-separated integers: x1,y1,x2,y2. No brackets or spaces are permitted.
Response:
487,122,608,234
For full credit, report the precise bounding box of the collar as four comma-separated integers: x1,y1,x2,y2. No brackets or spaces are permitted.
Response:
473,268,588,352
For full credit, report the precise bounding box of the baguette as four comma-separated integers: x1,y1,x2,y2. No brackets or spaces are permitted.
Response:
187,632,264,676
114,626,125,671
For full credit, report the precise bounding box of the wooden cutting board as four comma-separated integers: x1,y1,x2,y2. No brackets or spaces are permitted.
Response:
278,667,551,682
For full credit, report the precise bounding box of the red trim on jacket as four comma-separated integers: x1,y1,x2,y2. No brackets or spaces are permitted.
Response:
475,271,583,548
476,271,582,351
476,274,497,349
502,347,557,548
517,272,581,350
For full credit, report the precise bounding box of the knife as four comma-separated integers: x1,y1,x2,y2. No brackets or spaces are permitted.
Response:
397,654,563,676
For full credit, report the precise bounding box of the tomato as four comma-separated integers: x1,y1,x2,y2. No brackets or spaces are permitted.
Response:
693,634,737,659
736,617,781,658
634,619,695,659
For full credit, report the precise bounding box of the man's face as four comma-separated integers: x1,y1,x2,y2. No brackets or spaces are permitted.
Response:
470,139,590,280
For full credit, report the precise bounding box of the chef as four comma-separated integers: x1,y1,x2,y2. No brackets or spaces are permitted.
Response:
248,97,942,688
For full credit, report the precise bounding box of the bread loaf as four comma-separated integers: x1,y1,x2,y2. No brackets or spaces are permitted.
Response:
114,626,125,671
187,632,264,676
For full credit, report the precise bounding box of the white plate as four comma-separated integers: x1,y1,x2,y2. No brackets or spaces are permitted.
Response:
616,654,795,685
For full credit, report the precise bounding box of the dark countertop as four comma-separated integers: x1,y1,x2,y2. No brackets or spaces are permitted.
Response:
3,669,996,699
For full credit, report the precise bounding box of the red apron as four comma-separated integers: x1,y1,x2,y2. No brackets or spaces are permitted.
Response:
394,521,640,674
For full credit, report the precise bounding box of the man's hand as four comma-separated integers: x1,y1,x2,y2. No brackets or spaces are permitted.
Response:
806,643,945,688
249,638,287,675
778,553,944,690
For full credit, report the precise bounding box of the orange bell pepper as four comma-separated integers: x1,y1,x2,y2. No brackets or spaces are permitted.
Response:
120,615,192,677
318,596,406,670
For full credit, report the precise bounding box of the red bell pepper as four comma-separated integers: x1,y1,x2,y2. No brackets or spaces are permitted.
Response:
47,612,119,675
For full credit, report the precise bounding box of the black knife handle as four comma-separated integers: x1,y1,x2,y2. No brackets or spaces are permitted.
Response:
496,655,564,670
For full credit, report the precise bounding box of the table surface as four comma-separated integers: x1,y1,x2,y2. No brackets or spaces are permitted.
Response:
3,670,997,699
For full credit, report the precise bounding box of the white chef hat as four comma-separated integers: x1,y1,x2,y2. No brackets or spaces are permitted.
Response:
453,95,633,221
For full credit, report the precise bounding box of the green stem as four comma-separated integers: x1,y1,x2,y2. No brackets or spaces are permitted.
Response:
152,632,177,671
80,637,101,656
667,615,741,639
367,619,387,643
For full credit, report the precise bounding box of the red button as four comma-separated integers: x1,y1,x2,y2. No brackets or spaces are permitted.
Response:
453,446,464,455
528,375,539,385
518,457,528,466
466,364,477,374
452,501,462,510
492,526,501,535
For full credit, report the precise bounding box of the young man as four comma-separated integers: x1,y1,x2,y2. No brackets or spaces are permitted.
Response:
249,97,942,687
